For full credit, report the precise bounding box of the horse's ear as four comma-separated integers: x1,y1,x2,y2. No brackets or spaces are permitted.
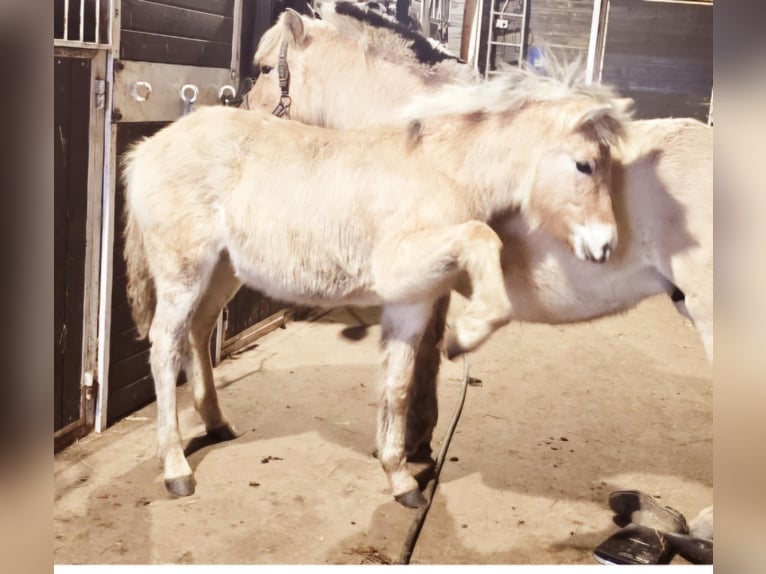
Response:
571,104,611,130
281,9,306,45
612,97,635,117
570,103,626,144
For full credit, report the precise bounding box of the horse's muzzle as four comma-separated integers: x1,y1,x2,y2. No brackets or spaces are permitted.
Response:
572,223,617,264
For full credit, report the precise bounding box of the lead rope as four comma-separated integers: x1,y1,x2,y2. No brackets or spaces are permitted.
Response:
397,354,472,564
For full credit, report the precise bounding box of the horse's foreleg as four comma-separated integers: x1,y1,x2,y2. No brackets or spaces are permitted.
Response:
665,254,713,364
406,295,449,460
444,221,512,357
684,294,713,364
374,221,511,360
378,302,433,508
185,256,242,439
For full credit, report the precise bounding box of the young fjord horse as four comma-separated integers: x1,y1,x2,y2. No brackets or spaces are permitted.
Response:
124,69,626,506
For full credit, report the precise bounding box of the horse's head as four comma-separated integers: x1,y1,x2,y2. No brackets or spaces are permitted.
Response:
402,65,631,264
247,3,474,128
520,95,630,263
247,9,317,119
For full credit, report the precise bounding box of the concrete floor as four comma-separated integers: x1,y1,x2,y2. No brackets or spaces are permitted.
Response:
54,295,712,564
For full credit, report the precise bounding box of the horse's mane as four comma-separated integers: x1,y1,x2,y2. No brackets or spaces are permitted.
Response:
401,59,632,145
325,1,458,66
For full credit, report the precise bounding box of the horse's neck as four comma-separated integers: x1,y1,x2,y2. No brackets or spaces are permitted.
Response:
418,118,531,219
312,54,471,129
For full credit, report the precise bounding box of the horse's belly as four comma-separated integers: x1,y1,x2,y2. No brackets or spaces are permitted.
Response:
226,244,381,308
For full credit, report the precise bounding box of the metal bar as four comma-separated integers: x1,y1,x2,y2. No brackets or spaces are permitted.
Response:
230,0,243,85
96,0,101,44
519,0,528,63
585,0,602,84
488,40,523,47
54,39,106,50
597,0,612,83
95,51,116,433
82,50,109,433
490,11,522,17
484,0,491,75
54,417,88,440
213,312,224,366
108,0,114,46
220,310,292,359
64,0,70,41
80,0,85,42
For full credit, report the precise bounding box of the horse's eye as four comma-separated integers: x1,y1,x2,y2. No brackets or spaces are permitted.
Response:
575,160,594,175
260,65,273,75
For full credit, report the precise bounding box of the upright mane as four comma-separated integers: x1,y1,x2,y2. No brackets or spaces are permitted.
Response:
322,1,459,66
401,60,633,145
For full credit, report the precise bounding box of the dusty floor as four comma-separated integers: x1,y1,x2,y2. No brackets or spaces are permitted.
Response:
54,295,712,565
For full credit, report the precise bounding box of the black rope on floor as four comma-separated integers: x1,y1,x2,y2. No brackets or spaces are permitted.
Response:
398,355,471,564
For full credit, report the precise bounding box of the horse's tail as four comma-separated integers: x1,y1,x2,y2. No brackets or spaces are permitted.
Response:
122,147,156,340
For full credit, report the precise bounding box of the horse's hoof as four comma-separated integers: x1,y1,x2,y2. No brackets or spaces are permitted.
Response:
395,488,427,509
165,476,196,497
207,424,239,442
444,335,466,361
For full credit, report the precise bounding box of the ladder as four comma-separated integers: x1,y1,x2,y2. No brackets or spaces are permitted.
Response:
484,0,529,76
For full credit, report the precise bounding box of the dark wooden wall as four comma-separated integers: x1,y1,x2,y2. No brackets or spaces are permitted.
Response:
108,123,168,424
601,0,713,121
527,0,593,61
120,0,235,67
54,56,91,431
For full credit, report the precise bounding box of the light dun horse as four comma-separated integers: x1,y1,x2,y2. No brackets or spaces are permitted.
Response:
246,4,714,528
250,6,713,361
252,4,711,350
124,68,627,506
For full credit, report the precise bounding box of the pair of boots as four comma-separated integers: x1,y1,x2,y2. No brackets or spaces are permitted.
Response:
593,491,713,565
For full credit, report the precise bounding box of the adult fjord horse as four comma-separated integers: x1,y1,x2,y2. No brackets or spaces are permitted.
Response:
246,3,714,528
124,69,627,506
248,2,714,408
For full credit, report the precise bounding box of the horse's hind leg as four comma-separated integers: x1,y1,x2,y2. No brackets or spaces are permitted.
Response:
378,302,433,508
150,257,216,497
406,295,449,460
185,254,242,439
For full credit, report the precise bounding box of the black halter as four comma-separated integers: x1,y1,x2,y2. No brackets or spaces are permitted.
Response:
225,39,291,119
270,39,292,118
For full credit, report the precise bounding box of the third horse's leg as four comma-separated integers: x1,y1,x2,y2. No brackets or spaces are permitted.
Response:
378,302,432,508
406,295,449,460
185,254,242,439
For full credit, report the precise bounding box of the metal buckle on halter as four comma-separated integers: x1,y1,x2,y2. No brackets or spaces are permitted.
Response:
272,95,292,119
271,39,291,119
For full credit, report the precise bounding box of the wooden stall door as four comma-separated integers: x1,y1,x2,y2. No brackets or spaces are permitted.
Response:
106,0,287,424
54,56,91,433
